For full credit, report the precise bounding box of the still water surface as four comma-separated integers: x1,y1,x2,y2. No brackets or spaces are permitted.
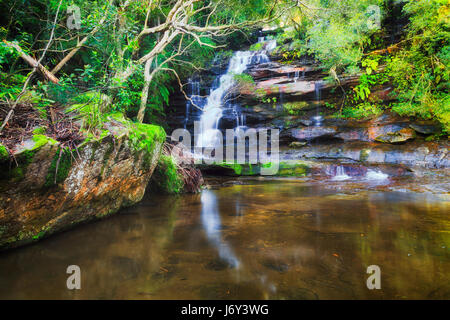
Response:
0,180,449,299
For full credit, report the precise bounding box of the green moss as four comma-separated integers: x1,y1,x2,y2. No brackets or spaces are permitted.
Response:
128,122,166,169
220,163,243,175
32,127,46,135
129,122,166,152
19,134,57,165
0,144,8,162
215,160,311,177
45,147,73,187
282,101,310,115
0,134,58,183
278,161,310,176
102,112,166,157
32,230,46,241
151,155,183,194
31,134,57,149
250,42,263,51
9,167,24,182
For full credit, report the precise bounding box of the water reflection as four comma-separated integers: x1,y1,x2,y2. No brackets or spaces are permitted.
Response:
201,190,240,268
0,180,449,299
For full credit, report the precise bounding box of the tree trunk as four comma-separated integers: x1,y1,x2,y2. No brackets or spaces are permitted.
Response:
137,58,154,123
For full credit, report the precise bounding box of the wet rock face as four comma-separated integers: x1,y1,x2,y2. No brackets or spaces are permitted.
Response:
375,128,416,144
280,140,449,169
291,126,338,141
0,121,165,250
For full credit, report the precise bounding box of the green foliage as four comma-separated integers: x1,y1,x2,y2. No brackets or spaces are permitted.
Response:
234,73,255,86
303,0,385,73
65,91,109,131
0,72,25,101
341,55,389,117
340,102,384,119
249,42,263,51
0,144,8,161
262,96,277,108
386,0,449,131
282,101,309,115
36,76,78,106
277,39,307,64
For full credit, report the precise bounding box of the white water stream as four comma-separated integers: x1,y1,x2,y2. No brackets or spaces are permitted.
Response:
194,39,276,148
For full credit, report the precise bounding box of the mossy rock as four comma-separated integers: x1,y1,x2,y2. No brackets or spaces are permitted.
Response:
44,147,73,187
282,101,310,115
150,155,184,194
0,134,58,184
32,126,46,135
201,160,311,177
277,161,310,176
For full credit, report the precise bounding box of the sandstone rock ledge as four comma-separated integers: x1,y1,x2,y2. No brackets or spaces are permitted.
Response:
0,115,166,250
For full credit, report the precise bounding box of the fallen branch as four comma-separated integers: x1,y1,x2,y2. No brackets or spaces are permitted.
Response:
3,41,59,84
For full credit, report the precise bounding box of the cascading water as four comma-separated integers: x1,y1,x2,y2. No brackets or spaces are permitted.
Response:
332,166,351,181
365,170,389,180
194,41,275,148
184,77,201,128
312,80,323,126
293,70,300,82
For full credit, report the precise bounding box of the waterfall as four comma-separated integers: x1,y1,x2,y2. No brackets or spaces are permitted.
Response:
312,80,323,126
293,70,300,82
277,87,284,111
366,170,389,180
332,166,351,181
184,78,201,128
195,42,275,148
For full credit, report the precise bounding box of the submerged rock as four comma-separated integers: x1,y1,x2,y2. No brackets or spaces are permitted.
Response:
0,115,166,250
